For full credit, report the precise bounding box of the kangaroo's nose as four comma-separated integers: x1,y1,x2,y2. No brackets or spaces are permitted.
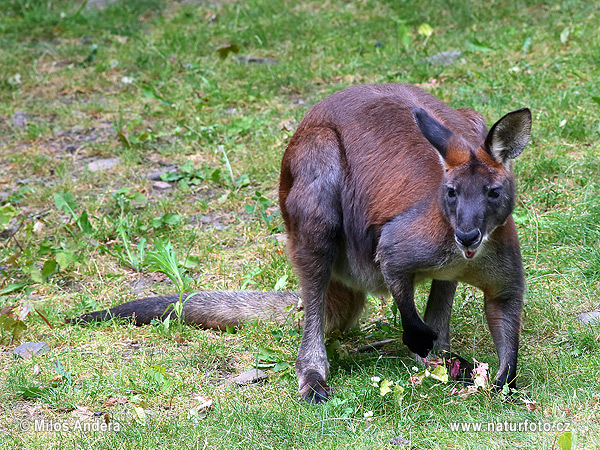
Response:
455,229,481,248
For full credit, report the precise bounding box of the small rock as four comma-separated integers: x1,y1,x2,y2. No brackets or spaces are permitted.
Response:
143,409,160,418
33,221,46,235
236,56,278,65
12,111,28,129
13,342,50,359
152,181,172,190
85,0,118,9
422,50,462,66
88,157,120,172
390,436,410,446
131,276,155,296
146,165,178,181
0,218,19,239
198,215,226,231
274,233,287,244
232,368,268,385
577,311,600,325
0,192,9,201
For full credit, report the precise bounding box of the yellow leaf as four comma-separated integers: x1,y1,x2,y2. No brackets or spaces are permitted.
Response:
430,365,449,383
418,23,434,38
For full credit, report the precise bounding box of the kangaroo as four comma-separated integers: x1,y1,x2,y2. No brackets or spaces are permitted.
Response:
68,84,532,404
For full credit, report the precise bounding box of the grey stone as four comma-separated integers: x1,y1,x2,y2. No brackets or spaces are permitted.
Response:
13,342,50,359
577,311,600,325
0,218,19,239
152,181,172,190
232,368,268,385
146,166,178,181
390,436,410,446
422,50,462,66
236,56,278,65
131,276,155,296
12,111,28,129
88,157,120,172
85,0,119,9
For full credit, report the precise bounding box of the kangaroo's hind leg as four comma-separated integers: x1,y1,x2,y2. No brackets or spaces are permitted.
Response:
280,126,345,404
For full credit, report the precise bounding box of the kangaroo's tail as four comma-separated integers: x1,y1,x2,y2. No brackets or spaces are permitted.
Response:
66,291,302,330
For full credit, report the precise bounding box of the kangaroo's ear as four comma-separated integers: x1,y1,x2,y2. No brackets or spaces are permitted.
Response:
484,108,532,163
412,107,454,159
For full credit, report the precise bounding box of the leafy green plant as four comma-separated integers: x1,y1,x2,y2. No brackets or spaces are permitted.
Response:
147,212,182,230
111,188,147,214
0,204,17,230
1,0,600,447
144,238,193,328
145,364,174,389
14,244,63,285
254,346,293,378
144,238,191,293
117,223,147,272
244,191,284,232
54,192,94,235
370,376,406,405
0,302,51,342
220,145,250,191
566,326,598,356
241,266,263,289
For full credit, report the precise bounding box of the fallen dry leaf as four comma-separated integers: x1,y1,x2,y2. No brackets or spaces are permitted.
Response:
457,385,479,399
451,359,491,398
71,406,94,420
188,395,214,421
102,397,128,407
409,373,424,385
522,398,537,411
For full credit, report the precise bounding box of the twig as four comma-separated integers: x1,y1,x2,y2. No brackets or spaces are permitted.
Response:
356,338,397,353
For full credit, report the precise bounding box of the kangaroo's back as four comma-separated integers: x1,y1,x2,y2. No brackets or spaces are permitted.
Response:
281,84,488,227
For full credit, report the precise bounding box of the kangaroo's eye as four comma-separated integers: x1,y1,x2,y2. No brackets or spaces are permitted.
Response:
488,187,501,199
447,187,456,198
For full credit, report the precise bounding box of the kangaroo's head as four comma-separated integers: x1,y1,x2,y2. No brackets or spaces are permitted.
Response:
413,107,532,259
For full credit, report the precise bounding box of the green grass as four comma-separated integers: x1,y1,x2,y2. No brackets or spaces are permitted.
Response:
1,0,599,448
